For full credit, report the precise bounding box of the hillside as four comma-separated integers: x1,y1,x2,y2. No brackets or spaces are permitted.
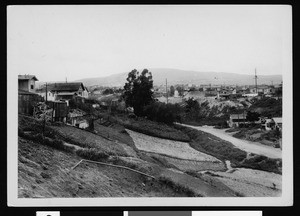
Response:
74,68,282,87
18,115,238,198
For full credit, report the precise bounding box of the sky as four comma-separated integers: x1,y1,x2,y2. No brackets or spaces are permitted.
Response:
8,5,291,82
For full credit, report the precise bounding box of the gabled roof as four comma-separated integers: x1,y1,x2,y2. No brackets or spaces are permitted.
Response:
18,75,38,81
18,89,39,95
39,82,85,92
272,117,282,124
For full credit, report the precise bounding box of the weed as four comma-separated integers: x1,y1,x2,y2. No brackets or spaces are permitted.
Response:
158,176,202,197
76,148,109,161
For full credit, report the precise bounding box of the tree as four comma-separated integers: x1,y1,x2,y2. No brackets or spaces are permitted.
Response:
169,86,175,97
176,86,184,96
185,98,200,120
123,69,154,116
103,88,114,95
246,111,260,122
143,102,183,124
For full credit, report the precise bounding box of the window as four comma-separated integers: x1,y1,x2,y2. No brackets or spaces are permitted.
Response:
31,85,34,89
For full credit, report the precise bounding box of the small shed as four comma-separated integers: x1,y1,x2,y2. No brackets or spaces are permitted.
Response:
228,113,247,128
272,117,282,131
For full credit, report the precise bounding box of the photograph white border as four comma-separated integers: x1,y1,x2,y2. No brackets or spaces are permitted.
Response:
7,5,293,207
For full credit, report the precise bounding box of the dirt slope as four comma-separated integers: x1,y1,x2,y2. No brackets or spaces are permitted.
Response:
18,137,190,198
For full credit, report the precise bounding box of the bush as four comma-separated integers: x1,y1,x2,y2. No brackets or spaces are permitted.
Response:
76,148,109,161
241,155,282,174
118,117,190,142
176,125,247,164
143,102,183,124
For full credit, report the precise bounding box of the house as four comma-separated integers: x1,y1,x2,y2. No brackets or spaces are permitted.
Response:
18,89,43,115
37,82,89,102
261,118,273,130
18,75,42,115
242,93,258,98
272,117,282,131
67,109,89,129
18,75,38,93
48,101,69,122
228,113,247,128
257,85,272,94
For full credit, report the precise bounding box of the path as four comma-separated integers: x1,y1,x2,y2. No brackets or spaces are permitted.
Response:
180,124,281,159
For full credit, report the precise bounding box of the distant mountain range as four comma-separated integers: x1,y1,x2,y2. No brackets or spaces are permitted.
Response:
73,68,282,87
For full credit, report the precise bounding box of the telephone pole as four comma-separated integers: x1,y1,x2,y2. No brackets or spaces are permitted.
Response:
166,78,168,104
255,68,258,93
45,82,48,102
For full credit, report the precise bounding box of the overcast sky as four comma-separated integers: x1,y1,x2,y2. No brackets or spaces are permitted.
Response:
8,5,291,82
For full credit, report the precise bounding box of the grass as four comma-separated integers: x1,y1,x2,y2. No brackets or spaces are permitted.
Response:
114,116,191,142
175,124,282,174
158,176,203,197
175,124,247,164
75,148,110,161
50,125,129,157
19,129,75,152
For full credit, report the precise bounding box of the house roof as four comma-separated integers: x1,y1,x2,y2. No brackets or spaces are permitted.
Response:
272,117,282,124
18,75,38,81
230,114,247,120
56,92,77,96
18,89,39,95
40,82,85,92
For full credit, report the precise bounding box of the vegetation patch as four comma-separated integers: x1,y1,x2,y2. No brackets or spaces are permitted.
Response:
50,125,129,157
19,129,74,152
158,176,203,197
114,116,190,142
75,148,110,161
175,124,282,174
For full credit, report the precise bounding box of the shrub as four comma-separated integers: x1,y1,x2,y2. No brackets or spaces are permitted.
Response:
176,125,247,164
76,148,109,161
143,102,183,124
119,117,190,142
241,155,282,174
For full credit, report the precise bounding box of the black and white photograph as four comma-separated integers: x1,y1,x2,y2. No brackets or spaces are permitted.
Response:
7,5,293,206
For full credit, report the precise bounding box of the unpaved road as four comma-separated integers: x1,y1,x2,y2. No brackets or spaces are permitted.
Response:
207,168,282,197
181,124,281,159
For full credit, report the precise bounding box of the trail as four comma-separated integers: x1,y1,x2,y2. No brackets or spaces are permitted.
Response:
180,124,282,159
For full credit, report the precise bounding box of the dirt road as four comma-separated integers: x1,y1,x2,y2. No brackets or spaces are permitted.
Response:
181,124,281,159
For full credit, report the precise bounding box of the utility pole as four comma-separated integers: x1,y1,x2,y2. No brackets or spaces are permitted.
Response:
66,77,67,83
255,68,258,94
45,82,48,102
166,78,168,104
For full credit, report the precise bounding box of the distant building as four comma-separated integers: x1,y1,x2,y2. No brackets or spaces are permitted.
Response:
272,117,282,131
67,109,89,129
37,82,89,102
228,113,247,128
18,75,42,115
18,75,38,93
174,90,179,97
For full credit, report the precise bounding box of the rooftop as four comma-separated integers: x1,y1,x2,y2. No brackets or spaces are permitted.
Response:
39,82,85,92
18,75,38,81
272,117,282,124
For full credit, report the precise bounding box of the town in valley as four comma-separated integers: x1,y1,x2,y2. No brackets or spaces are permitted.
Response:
18,69,282,198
